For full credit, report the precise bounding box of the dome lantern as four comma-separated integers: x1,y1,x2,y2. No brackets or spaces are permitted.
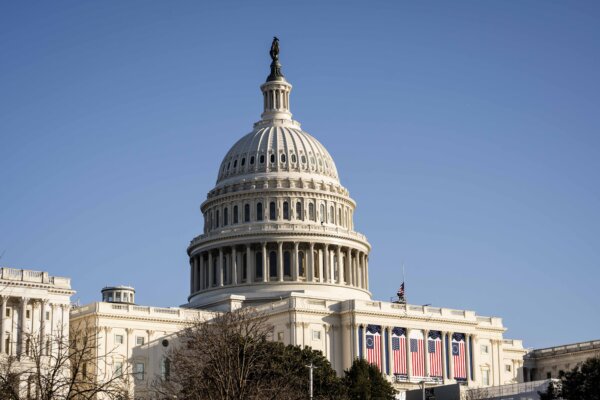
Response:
260,37,293,122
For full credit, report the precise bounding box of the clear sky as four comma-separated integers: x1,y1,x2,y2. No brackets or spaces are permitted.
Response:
1,1,599,349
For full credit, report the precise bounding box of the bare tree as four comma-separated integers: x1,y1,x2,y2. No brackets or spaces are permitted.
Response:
0,321,129,400
149,308,336,400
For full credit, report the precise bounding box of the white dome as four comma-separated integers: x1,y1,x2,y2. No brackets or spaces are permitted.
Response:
217,124,339,185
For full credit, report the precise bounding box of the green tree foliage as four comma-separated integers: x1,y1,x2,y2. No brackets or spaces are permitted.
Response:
343,358,396,400
538,380,560,400
560,356,600,400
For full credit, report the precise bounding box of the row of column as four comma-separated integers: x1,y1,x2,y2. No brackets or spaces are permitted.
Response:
0,296,67,357
190,242,369,294
357,325,477,383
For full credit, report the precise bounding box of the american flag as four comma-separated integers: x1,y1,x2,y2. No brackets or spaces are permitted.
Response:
366,325,382,371
410,337,425,377
397,282,405,299
452,333,467,380
428,331,443,377
391,328,407,375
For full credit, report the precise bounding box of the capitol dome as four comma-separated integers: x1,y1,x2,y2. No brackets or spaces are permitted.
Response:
216,126,339,187
187,39,371,311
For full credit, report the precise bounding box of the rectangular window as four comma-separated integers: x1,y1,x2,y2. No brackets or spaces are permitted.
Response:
134,362,145,380
480,344,489,354
5,308,10,317
312,330,321,341
277,332,284,342
136,336,145,346
115,361,123,377
482,370,490,385
26,310,30,319
505,364,512,372
547,372,551,379
115,334,124,344
45,311,50,320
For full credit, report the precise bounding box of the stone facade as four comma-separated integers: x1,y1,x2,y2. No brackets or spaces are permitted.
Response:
523,339,600,381
0,267,74,396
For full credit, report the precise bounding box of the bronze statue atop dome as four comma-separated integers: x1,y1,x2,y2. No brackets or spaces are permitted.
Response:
270,36,279,61
266,36,284,82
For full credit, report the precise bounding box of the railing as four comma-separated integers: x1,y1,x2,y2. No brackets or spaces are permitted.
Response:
189,222,368,246
70,302,204,320
0,267,71,288
394,375,443,384
531,340,600,356
466,379,557,398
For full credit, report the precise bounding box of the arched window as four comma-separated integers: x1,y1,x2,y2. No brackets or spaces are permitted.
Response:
296,202,302,220
269,202,276,220
269,251,277,279
223,208,228,226
215,210,220,228
270,154,275,164
298,251,306,277
257,203,263,221
233,160,237,168
314,250,320,278
291,154,297,163
161,357,171,380
309,203,315,221
255,252,263,279
244,204,250,222
281,154,286,163
260,155,265,164
284,251,291,277
338,208,342,226
329,206,334,224
250,156,255,165
320,204,325,223
241,157,246,166
283,201,289,220
233,205,238,224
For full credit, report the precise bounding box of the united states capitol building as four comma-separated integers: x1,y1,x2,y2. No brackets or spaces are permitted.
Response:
4,41,537,398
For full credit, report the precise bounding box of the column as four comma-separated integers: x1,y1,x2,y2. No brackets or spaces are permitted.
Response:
0,296,7,354
262,243,268,283
200,254,205,290
365,255,369,289
471,335,479,383
497,339,504,384
405,328,412,379
441,331,448,381
346,248,352,285
208,252,213,288
246,245,253,284
218,248,224,286
232,247,238,285
19,297,28,357
323,245,330,283
465,333,472,382
424,329,430,377
277,242,284,282
293,242,299,281
336,246,343,284
308,243,315,282
361,325,367,360
380,326,387,375
386,327,393,376
190,257,198,293
448,332,455,380
356,253,362,288
40,300,48,354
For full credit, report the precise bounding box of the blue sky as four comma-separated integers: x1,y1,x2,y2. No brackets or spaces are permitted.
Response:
1,1,599,349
